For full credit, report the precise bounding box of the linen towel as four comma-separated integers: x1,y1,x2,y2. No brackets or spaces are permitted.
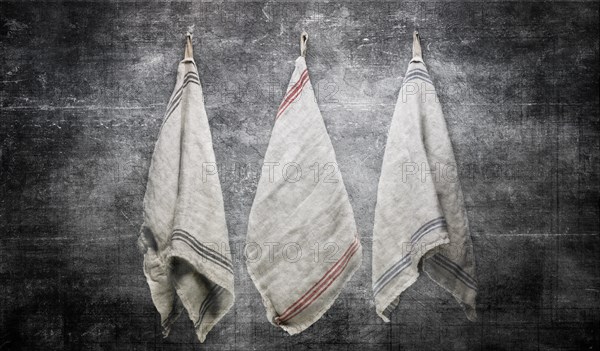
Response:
137,33,234,342
246,32,362,334
372,31,477,322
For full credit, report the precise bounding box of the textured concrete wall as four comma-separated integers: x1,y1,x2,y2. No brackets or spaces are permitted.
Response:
1,2,598,350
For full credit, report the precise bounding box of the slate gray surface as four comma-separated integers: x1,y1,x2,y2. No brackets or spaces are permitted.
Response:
0,2,598,350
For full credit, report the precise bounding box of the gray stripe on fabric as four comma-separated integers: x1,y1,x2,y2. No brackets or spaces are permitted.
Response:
172,230,233,273
374,217,447,296
373,255,411,295
163,75,200,118
402,75,433,86
195,286,225,330
430,254,477,290
411,220,447,244
407,68,430,76
375,217,443,287
167,72,199,102
402,69,433,85
410,217,446,241
433,254,477,286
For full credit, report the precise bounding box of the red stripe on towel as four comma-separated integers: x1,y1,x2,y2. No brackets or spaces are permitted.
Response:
279,238,358,319
276,69,309,119
276,75,309,119
281,69,308,105
275,237,360,324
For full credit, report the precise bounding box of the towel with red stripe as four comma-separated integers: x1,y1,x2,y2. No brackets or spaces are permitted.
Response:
137,33,234,343
372,31,477,322
246,32,362,335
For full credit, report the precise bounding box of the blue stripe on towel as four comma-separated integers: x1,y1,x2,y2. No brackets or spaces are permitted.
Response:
411,217,447,242
171,230,233,273
163,73,201,121
194,285,224,329
430,254,478,290
373,254,411,295
373,217,447,296
402,68,433,86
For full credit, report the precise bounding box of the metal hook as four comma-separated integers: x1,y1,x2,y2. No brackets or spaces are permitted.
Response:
300,31,308,57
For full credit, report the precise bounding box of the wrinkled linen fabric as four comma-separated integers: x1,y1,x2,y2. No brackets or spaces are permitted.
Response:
372,32,478,322
246,47,362,335
137,35,234,342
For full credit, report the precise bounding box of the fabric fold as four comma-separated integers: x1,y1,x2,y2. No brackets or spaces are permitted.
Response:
246,32,362,335
372,31,477,322
137,33,234,342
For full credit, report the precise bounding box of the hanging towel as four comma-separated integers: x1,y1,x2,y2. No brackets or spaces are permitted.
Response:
246,32,362,335
372,31,477,322
137,33,234,342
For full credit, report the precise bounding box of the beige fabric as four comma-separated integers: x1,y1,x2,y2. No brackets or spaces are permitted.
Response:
372,31,477,322
246,33,362,335
137,34,234,342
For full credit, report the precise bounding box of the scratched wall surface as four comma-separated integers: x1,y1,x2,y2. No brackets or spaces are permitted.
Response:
0,1,599,350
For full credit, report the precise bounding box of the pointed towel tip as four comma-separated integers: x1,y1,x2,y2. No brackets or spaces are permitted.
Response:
184,32,194,60
161,326,170,338
412,30,422,61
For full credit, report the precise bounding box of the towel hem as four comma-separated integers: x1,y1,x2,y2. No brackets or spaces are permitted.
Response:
423,258,478,322
168,248,235,342
246,242,363,335
281,244,363,335
139,247,182,338
245,259,280,331
160,296,184,338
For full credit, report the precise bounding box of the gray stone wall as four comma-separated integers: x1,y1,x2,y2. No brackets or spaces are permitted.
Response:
1,2,598,350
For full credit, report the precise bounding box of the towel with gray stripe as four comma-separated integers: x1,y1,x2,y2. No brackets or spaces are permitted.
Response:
137,33,234,342
372,31,478,322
